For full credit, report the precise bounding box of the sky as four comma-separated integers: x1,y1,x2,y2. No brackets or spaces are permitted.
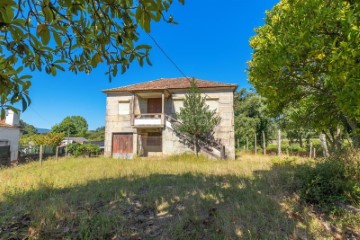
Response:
21,0,279,130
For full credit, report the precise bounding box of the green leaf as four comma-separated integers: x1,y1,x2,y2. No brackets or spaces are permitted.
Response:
36,24,46,36
43,6,53,22
113,64,118,77
54,64,65,71
91,53,102,68
53,31,62,46
41,25,51,45
2,6,14,23
21,97,27,111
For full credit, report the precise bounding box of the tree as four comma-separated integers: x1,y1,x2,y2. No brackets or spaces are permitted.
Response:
234,89,273,150
248,0,360,148
0,0,184,118
86,126,105,141
32,132,64,146
20,132,64,146
19,119,37,135
51,115,88,136
175,78,221,156
67,143,100,157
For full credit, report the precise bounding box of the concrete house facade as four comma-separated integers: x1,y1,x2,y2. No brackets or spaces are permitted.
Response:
0,110,20,163
103,78,237,159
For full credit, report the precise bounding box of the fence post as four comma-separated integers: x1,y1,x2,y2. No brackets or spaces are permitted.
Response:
319,134,329,157
262,131,266,155
55,146,59,160
246,137,249,151
309,142,313,158
277,129,282,156
39,145,43,165
313,148,316,158
254,133,257,155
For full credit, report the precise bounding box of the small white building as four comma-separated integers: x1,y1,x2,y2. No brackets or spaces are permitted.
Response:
0,110,20,162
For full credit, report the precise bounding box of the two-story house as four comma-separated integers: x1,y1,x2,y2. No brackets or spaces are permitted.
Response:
102,78,237,159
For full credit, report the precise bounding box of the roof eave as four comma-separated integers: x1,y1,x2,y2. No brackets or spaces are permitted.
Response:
103,85,238,94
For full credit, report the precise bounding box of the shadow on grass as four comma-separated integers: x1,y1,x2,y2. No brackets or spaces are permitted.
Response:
0,165,312,239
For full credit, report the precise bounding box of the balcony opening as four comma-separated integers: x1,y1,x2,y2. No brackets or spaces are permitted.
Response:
133,93,165,127
138,130,162,157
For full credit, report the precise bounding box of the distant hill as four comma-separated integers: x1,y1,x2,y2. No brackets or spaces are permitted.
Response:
37,128,50,134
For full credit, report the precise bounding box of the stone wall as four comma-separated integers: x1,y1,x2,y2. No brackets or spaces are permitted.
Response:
104,88,236,159
104,93,136,157
163,88,236,159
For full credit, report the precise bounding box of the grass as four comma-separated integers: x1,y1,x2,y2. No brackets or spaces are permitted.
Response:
0,153,359,239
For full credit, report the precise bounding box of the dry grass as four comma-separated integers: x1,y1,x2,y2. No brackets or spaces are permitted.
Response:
0,153,358,239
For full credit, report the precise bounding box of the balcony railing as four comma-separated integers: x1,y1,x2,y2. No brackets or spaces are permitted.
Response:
132,113,164,127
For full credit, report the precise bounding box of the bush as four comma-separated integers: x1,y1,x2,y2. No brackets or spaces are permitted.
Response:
296,150,360,210
287,145,306,153
67,143,100,157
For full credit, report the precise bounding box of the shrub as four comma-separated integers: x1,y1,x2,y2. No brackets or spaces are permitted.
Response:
287,145,306,153
296,150,360,211
67,143,100,157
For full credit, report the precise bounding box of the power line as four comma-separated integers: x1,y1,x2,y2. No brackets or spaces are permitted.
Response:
146,32,213,99
146,32,189,79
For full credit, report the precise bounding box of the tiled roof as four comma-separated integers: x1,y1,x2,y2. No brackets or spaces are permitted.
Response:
102,77,238,93
0,119,14,128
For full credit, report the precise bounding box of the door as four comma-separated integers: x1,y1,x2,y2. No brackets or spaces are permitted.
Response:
0,145,10,166
147,98,162,113
112,133,133,158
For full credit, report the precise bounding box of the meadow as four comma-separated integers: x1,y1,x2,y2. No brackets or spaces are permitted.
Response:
0,153,358,239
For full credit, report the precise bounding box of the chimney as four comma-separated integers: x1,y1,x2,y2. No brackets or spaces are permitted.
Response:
5,110,20,127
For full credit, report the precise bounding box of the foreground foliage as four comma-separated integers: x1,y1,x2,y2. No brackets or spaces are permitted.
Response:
67,143,100,157
0,154,359,239
0,0,184,117
296,151,360,210
249,0,360,147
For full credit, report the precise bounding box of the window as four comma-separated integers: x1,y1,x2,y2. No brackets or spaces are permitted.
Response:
118,100,130,115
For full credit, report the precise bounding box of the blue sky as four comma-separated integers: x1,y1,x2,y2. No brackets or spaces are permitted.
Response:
21,0,279,130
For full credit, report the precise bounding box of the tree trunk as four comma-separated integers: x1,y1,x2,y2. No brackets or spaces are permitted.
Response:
299,135,303,148
194,134,198,157
343,116,360,148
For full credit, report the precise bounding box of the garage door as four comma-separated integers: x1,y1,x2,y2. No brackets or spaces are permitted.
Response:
112,133,133,158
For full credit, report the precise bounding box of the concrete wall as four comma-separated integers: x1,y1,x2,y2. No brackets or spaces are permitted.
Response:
0,127,20,161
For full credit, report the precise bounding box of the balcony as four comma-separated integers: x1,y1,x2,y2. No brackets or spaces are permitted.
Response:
132,113,164,128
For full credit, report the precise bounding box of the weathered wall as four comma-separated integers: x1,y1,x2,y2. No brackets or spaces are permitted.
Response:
164,88,236,159
105,88,236,159
104,93,137,157
0,127,20,161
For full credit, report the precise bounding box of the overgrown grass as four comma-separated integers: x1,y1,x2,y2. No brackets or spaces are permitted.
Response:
0,153,358,239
